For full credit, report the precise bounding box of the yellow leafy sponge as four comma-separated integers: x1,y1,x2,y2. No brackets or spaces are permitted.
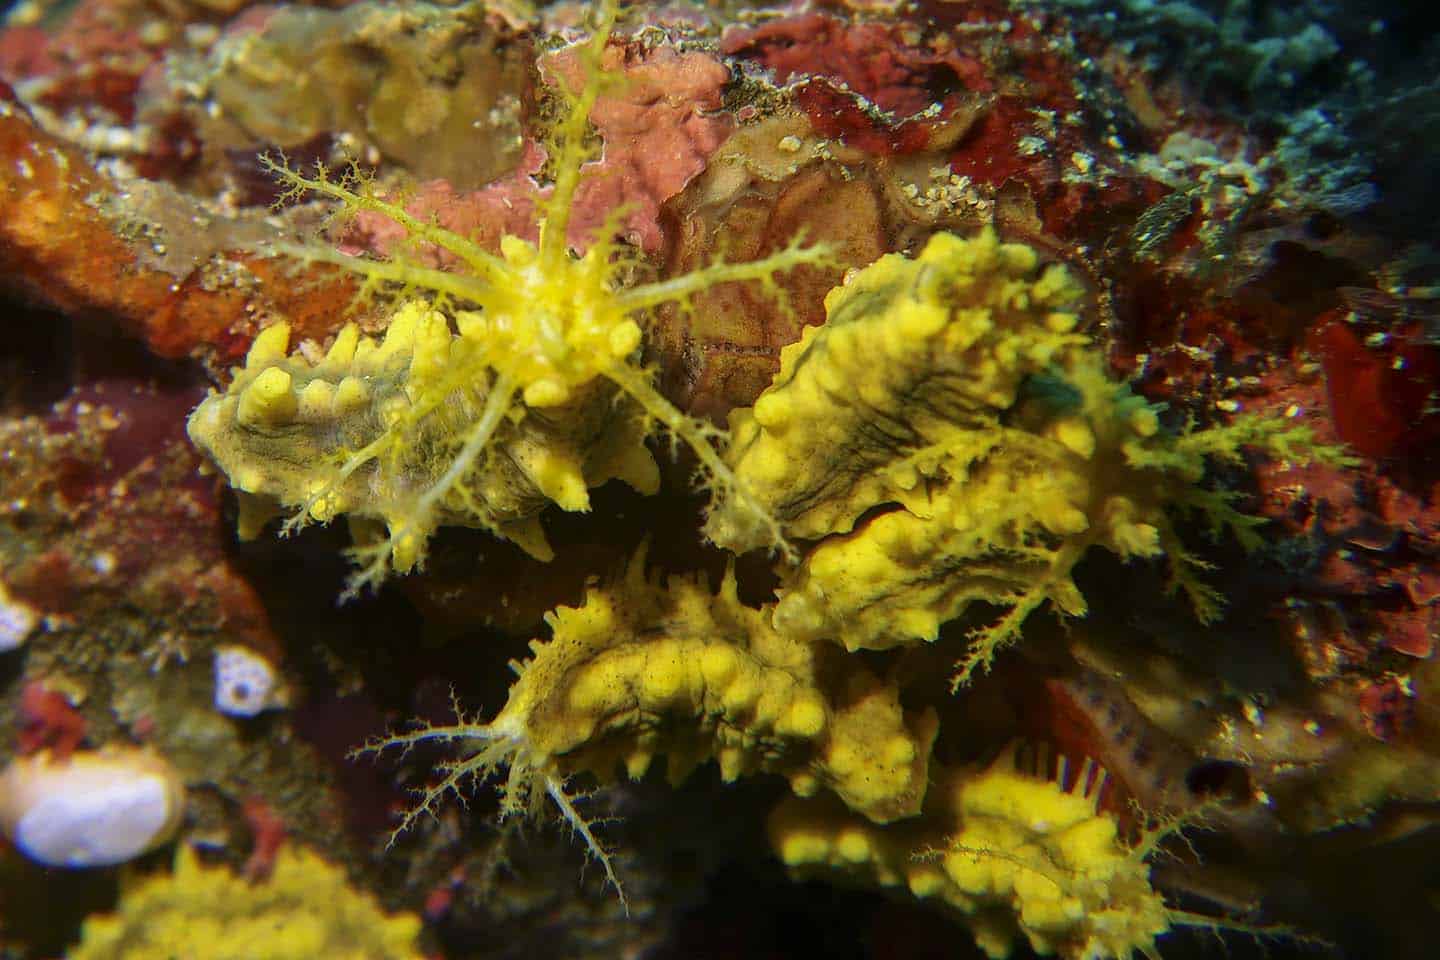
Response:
70,845,424,960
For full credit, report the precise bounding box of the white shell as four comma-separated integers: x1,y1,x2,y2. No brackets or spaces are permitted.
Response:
0,580,38,652
213,644,284,717
0,749,184,867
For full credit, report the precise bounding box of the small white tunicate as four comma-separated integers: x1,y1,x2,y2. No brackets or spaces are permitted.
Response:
0,580,39,652
0,749,184,867
212,644,284,717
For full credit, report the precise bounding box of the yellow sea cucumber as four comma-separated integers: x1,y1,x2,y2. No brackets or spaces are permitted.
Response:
769,745,1173,960
187,300,661,566
360,548,938,907
708,228,1348,684
187,2,829,594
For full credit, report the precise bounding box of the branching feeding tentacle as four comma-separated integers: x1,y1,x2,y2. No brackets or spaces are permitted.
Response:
192,0,830,591
271,240,498,311
353,703,628,910
615,237,836,314
601,360,797,561
263,155,510,286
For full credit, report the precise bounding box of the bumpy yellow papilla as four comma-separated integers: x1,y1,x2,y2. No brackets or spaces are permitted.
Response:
70,845,424,960
188,302,660,566
769,746,1170,960
495,554,938,823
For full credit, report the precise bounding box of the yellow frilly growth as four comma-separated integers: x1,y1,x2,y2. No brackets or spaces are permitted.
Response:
769,746,1170,960
69,845,424,960
707,228,1342,683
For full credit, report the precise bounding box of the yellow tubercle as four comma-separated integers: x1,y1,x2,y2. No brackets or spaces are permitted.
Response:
236,366,296,427
246,321,291,367
295,378,335,421
333,374,367,411
777,691,828,739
